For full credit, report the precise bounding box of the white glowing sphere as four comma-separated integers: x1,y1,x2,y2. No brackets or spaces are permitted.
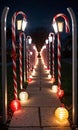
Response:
52,85,58,93
48,74,51,79
44,65,47,69
29,75,32,79
34,65,36,69
19,91,28,101
32,70,35,76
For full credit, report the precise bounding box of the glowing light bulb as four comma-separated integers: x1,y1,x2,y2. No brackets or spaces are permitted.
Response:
10,99,21,112
57,89,64,98
51,77,55,83
19,91,28,102
48,74,51,79
28,77,32,83
55,106,69,121
52,85,58,93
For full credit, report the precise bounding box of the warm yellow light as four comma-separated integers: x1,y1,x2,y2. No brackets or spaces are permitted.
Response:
55,107,69,121
29,75,32,79
51,77,55,83
17,19,27,31
52,85,58,93
58,22,64,32
48,74,51,79
19,91,28,102
52,21,63,33
17,20,22,30
52,22,58,33
22,19,27,31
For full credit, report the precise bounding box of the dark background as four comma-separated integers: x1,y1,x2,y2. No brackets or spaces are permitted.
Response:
0,0,78,51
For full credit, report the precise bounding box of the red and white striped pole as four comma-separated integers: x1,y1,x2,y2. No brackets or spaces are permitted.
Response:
57,33,61,89
12,11,27,99
19,32,26,90
52,34,55,78
49,33,55,82
53,13,70,96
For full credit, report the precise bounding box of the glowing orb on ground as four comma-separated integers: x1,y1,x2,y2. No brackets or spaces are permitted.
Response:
34,65,36,69
19,91,28,101
57,89,64,98
46,69,50,74
28,78,32,83
29,75,32,79
55,107,69,121
10,99,21,112
32,70,35,76
48,74,51,79
52,85,58,93
44,65,47,69
51,77,55,83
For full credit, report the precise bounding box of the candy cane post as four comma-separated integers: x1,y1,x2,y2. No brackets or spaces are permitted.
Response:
12,11,27,99
48,33,55,83
19,32,26,89
52,13,70,97
26,36,33,82
45,39,49,70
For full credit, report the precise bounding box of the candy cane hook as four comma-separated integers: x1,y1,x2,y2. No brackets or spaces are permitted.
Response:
12,11,27,99
53,13,70,90
53,13,70,33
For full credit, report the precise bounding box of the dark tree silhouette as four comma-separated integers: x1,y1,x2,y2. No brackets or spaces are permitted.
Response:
30,27,49,52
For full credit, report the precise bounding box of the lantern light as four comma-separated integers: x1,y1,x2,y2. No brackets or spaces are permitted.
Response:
52,85,58,93
52,21,64,33
57,21,64,32
19,91,28,102
17,18,27,31
10,99,21,112
17,20,22,30
55,106,69,121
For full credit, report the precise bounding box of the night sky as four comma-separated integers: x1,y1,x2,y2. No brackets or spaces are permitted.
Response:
0,0,78,50
0,0,78,31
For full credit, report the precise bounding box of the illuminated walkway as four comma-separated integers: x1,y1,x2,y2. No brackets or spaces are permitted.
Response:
9,58,71,130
